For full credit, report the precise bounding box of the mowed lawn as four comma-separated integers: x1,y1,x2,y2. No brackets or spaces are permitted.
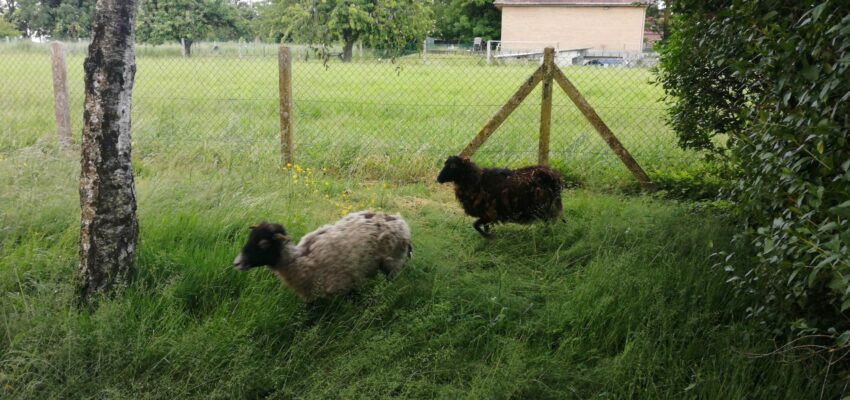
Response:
0,43,818,399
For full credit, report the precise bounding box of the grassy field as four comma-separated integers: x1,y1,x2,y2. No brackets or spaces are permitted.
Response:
1,41,697,185
0,43,821,398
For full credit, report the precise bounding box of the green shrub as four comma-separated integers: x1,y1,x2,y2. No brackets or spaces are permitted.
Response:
0,19,20,38
658,0,850,343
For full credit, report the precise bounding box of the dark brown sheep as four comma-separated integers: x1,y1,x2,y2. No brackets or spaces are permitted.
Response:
437,155,565,236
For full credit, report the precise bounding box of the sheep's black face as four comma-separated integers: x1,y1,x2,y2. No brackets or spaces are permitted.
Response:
437,155,470,183
233,222,289,271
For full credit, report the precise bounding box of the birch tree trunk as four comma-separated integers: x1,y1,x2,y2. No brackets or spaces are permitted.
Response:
78,0,139,303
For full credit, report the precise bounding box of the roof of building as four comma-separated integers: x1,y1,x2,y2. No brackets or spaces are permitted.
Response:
495,0,647,7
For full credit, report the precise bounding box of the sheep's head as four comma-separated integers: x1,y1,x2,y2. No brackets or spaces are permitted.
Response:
437,155,475,184
233,222,290,271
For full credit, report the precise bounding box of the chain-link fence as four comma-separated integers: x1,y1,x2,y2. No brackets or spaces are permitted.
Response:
0,39,699,184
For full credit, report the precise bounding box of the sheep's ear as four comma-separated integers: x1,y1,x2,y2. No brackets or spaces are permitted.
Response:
460,155,470,161
273,233,290,242
248,225,258,230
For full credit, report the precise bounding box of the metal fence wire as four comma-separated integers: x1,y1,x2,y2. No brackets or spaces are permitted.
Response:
0,40,699,184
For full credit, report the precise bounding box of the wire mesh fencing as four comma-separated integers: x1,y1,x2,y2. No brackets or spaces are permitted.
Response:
0,39,699,185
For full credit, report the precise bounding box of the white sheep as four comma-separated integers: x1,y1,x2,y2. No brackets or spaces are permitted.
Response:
232,211,412,302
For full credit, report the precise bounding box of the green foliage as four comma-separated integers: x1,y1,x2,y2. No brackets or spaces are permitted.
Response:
368,0,433,54
211,0,256,42
658,0,850,342
433,0,500,42
12,0,94,39
257,0,434,60
136,0,252,56
0,17,19,37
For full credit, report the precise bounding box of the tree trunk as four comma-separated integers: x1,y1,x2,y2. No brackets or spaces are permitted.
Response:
341,39,355,62
182,38,193,57
78,0,139,303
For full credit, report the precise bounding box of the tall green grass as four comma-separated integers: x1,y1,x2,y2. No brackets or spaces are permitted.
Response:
0,42,820,398
0,139,819,398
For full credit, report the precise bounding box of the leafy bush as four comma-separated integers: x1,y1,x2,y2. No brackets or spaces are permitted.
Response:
658,0,850,343
0,19,19,38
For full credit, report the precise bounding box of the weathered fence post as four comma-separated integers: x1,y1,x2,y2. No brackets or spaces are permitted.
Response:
553,68,656,191
278,44,294,165
78,0,139,303
422,39,427,64
49,42,72,148
538,47,554,165
457,46,653,190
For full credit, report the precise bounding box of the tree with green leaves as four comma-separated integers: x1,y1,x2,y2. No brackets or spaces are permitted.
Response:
136,0,250,56
433,0,500,43
658,0,850,364
0,0,17,23
1,0,21,34
0,16,19,37
1,0,14,17
212,0,255,41
9,0,95,38
258,0,433,62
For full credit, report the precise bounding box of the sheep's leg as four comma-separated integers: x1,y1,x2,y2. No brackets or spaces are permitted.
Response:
380,257,406,280
304,300,326,324
473,219,493,237
305,296,347,323
344,288,364,303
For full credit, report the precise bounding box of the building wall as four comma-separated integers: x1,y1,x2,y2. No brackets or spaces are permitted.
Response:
500,6,646,51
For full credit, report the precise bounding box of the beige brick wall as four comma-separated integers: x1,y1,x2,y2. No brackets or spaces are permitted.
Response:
500,6,646,51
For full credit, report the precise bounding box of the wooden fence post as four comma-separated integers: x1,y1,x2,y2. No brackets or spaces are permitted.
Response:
553,68,656,191
50,42,72,148
422,39,427,64
278,44,294,165
538,47,554,165
461,65,544,157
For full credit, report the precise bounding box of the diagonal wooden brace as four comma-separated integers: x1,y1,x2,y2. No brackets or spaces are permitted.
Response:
460,65,545,157
553,68,656,191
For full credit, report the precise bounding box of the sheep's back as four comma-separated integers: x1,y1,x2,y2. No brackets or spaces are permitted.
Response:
373,212,412,261
295,211,410,298
499,166,564,222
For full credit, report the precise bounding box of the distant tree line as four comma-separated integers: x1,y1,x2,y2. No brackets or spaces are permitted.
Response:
255,0,435,61
0,0,508,57
0,1,672,57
